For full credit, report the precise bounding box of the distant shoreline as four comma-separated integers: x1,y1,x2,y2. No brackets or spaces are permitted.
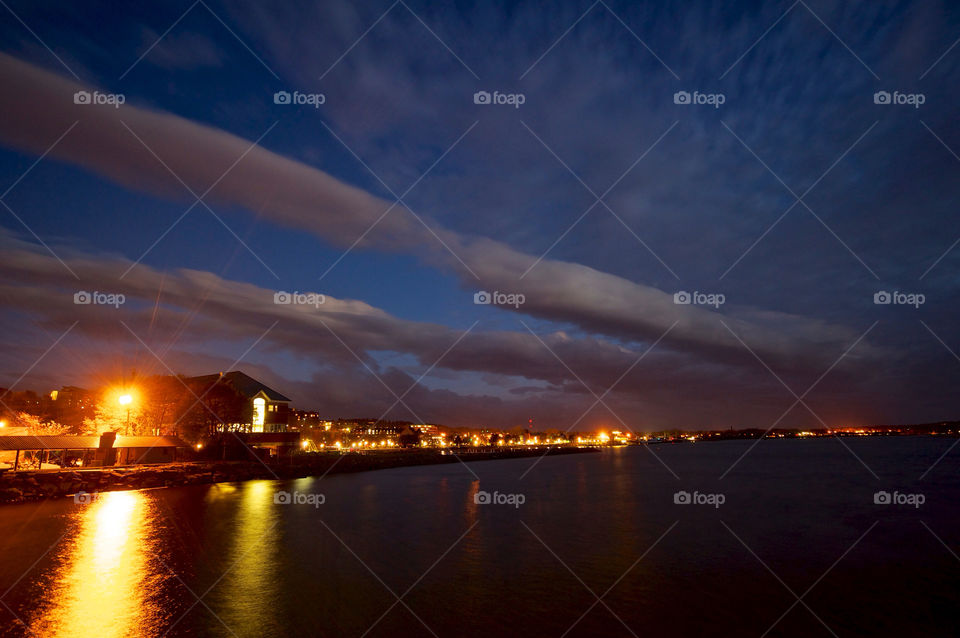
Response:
0,446,598,506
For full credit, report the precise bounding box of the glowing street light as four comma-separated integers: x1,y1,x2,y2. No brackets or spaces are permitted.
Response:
118,394,132,406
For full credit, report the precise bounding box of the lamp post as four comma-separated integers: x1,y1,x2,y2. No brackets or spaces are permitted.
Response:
118,393,132,435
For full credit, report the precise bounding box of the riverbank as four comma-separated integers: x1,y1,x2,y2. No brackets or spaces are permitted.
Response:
0,446,597,505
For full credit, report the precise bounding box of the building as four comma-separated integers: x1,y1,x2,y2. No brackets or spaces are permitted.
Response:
354,421,406,437
245,432,302,458
113,435,188,464
0,432,189,470
186,371,292,433
413,424,441,438
291,410,325,430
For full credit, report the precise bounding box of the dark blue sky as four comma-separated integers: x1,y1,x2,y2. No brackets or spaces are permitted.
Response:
1,0,959,429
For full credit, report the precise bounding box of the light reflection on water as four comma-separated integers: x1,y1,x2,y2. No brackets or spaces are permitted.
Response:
2,441,958,636
208,480,280,635
30,491,164,638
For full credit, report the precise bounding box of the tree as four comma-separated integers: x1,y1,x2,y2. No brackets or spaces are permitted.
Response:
83,389,145,435
139,375,186,434
11,411,65,435
173,379,251,444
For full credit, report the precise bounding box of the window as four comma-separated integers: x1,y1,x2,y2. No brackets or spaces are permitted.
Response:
252,398,265,431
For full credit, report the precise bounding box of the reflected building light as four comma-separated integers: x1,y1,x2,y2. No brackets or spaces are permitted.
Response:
213,482,279,631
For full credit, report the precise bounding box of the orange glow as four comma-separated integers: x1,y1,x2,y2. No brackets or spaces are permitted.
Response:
30,491,161,637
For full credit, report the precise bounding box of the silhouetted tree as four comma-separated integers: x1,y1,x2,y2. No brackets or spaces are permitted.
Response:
174,379,251,444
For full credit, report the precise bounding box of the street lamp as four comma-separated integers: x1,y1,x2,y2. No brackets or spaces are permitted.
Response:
118,393,132,435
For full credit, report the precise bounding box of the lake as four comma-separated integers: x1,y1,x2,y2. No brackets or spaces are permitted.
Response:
1,437,959,637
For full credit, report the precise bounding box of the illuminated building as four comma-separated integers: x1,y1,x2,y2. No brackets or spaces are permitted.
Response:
413,424,441,437
185,371,292,433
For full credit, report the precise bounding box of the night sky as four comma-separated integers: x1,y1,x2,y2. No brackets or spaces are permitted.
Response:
1,0,959,430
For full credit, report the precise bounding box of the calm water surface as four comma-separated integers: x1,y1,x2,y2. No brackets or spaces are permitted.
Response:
2,438,959,637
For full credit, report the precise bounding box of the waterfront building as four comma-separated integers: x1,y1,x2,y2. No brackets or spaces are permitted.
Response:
185,371,292,433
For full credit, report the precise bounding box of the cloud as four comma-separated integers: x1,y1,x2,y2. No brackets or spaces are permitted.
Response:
0,231,887,428
0,52,883,377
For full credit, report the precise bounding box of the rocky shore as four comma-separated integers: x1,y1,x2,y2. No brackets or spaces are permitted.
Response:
0,446,597,505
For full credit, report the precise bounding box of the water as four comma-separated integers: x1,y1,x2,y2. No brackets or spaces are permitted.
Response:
2,438,959,637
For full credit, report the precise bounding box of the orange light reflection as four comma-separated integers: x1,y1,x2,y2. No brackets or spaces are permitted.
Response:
32,491,161,637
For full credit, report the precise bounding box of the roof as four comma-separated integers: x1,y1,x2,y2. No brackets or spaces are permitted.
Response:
187,371,291,402
0,435,100,450
0,435,189,450
113,435,189,448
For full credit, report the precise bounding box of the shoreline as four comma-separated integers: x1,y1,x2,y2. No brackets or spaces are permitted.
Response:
0,446,597,505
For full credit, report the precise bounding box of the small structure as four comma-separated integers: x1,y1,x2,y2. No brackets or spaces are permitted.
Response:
0,433,189,470
114,435,189,464
246,432,301,458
